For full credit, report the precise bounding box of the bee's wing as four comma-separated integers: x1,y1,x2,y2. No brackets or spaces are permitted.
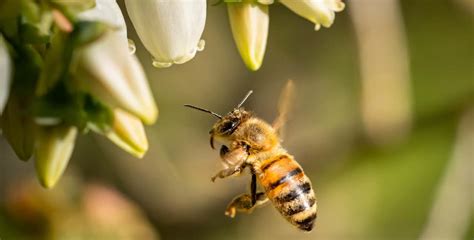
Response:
273,80,295,137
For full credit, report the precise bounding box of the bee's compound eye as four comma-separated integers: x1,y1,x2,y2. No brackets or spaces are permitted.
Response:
221,121,237,133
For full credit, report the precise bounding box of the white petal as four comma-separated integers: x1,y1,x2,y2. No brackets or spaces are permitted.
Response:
280,0,345,30
125,0,207,67
0,35,11,115
79,32,158,124
78,0,129,49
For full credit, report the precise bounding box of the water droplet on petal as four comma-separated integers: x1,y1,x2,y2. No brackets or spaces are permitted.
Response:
197,39,205,52
128,39,136,54
152,59,172,68
314,24,321,31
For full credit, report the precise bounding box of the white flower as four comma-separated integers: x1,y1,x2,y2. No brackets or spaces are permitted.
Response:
78,0,129,49
77,31,158,125
124,0,206,68
0,35,11,115
227,2,269,71
280,0,345,30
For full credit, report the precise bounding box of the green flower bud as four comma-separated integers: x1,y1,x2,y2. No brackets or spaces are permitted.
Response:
227,1,269,71
104,109,149,158
1,96,35,161
35,125,78,188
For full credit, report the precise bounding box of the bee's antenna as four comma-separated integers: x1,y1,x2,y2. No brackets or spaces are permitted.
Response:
237,90,253,108
184,104,222,119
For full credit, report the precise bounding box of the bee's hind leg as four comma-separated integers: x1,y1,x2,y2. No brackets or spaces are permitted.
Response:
225,192,268,218
225,174,269,218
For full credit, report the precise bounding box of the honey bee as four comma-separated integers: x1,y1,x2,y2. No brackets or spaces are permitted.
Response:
184,81,317,231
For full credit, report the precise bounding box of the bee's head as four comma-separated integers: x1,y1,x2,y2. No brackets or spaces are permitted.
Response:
184,90,254,149
208,108,251,149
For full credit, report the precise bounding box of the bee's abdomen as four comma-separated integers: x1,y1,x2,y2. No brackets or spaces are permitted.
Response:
259,155,317,231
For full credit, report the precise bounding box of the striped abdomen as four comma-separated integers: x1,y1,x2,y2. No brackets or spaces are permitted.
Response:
259,154,317,231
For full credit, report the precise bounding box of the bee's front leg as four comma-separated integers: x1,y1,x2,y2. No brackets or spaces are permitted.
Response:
211,145,248,182
211,165,242,182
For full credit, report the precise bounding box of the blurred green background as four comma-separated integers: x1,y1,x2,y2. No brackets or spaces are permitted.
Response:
1,0,473,239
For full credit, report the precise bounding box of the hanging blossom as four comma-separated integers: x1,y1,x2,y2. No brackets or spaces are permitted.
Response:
124,0,206,68
280,0,345,31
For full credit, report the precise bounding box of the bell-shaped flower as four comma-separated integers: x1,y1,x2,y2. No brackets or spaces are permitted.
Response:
78,0,129,50
0,35,11,115
35,125,78,188
227,1,269,71
103,109,149,158
76,31,158,125
124,0,206,68
280,0,345,30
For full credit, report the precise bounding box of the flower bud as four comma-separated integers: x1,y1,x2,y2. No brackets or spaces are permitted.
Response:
77,31,158,125
104,109,148,158
228,1,269,71
124,0,206,68
0,34,11,115
280,0,345,30
35,125,78,188
1,96,35,161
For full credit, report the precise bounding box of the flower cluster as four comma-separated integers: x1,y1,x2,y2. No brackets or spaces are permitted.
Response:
0,0,344,188
0,0,156,188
